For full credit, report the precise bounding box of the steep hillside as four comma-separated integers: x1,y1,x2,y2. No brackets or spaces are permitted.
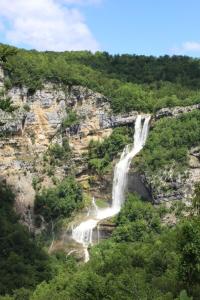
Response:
0,45,200,299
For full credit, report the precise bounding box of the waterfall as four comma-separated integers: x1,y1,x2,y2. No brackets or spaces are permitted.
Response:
112,115,151,211
72,115,151,262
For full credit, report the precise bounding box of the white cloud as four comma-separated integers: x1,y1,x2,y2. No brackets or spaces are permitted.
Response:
182,41,200,52
61,0,102,5
170,41,200,54
0,0,100,51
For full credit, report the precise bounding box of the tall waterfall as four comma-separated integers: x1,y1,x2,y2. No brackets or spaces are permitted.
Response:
72,115,151,262
112,115,151,211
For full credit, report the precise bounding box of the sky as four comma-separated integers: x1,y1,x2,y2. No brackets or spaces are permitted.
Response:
0,0,200,56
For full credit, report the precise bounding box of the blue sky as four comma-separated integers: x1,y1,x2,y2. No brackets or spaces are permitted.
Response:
0,0,200,56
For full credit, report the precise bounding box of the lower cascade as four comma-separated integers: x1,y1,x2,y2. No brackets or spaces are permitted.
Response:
72,114,151,262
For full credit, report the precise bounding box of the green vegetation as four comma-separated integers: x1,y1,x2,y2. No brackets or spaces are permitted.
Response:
1,181,200,299
18,194,199,300
1,44,200,299
192,184,200,215
88,127,133,175
113,194,162,242
0,181,50,296
43,138,71,168
34,177,83,223
0,97,16,112
1,44,200,113
137,110,200,172
62,111,80,128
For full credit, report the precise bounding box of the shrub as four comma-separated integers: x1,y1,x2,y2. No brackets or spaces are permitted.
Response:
88,127,132,175
34,177,83,222
0,97,16,112
62,111,79,128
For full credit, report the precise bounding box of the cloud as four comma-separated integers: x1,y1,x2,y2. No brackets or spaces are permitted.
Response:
170,41,200,54
0,0,100,52
182,41,200,52
61,0,102,5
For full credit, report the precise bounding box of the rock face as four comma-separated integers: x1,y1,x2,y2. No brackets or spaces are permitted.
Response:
155,104,200,119
1,67,200,229
66,86,113,159
128,170,152,201
99,111,138,128
0,108,26,135
0,81,116,227
141,147,200,204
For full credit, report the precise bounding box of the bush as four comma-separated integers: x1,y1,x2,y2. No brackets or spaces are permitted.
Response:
34,177,83,222
62,111,80,128
0,98,16,112
46,139,71,167
88,127,132,175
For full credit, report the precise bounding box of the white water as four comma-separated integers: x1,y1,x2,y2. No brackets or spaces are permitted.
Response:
72,115,151,262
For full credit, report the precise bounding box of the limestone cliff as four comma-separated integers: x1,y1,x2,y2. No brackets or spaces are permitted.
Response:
155,104,200,119
0,69,113,227
1,64,200,227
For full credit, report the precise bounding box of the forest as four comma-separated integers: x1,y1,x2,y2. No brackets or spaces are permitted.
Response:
1,44,200,112
0,183,199,300
0,44,200,299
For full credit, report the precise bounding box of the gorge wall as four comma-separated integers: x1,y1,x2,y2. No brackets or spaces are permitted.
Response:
0,65,200,229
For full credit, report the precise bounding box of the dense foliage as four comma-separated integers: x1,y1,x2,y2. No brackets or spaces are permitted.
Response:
1,182,200,300
34,177,83,222
1,44,200,299
0,181,50,296
0,97,16,112
17,194,199,300
137,110,200,172
88,127,133,175
1,44,200,113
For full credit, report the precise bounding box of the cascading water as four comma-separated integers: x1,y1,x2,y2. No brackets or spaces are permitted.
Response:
72,115,151,262
112,115,151,211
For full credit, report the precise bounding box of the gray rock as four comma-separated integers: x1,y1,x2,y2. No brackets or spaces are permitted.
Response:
40,98,53,108
100,112,148,128
26,112,36,124
45,112,61,127
155,103,200,119
0,109,27,135
8,87,28,103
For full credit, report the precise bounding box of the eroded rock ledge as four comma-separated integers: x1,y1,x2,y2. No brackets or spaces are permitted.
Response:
155,103,200,119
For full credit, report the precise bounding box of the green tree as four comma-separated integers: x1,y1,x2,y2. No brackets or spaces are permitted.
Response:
34,177,83,222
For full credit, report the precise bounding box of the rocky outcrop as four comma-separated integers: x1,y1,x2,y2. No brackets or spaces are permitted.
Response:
99,111,152,129
0,108,26,135
140,147,200,204
99,111,138,128
144,167,189,204
66,86,113,160
98,220,116,239
128,170,152,201
0,83,115,226
155,103,200,119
